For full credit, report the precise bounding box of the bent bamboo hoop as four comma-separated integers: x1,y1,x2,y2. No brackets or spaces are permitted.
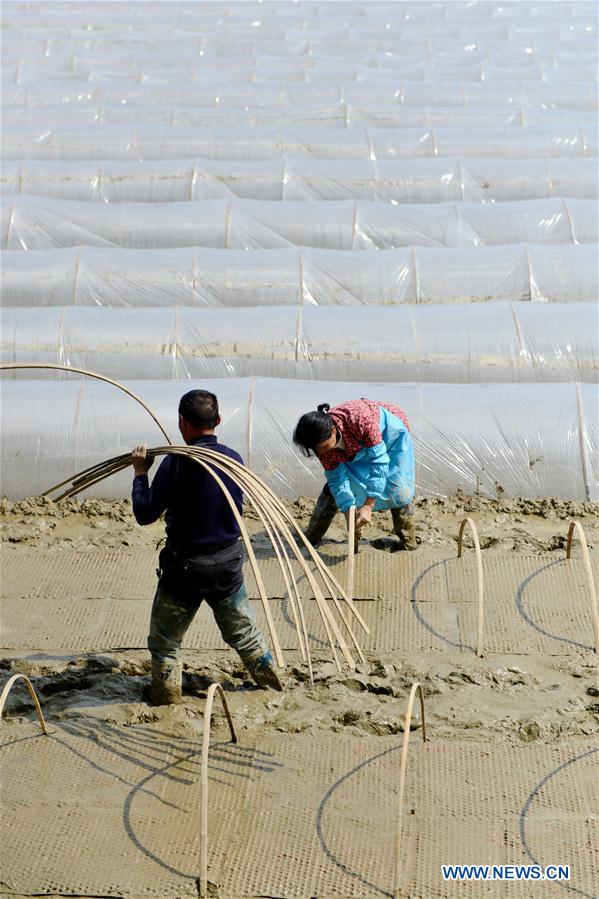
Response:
0,362,172,443
0,674,53,736
393,682,427,899
200,683,237,898
457,517,485,658
566,520,599,654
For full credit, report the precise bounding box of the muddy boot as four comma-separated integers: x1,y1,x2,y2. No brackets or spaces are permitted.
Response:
243,651,284,691
304,485,337,545
148,658,183,705
391,505,417,551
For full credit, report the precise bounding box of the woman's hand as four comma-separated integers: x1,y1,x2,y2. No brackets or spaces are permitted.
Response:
355,503,373,529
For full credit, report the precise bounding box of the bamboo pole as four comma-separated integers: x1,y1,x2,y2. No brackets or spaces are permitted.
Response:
457,517,485,658
0,674,53,736
566,520,599,654
393,682,427,899
344,506,356,631
202,452,311,674
0,362,172,443
199,683,236,897
204,451,365,668
197,450,370,636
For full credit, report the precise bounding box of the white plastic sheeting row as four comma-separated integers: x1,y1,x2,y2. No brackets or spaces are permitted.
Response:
5,2,592,19
4,125,596,162
5,61,597,83
6,21,595,40
5,3,594,26
3,197,595,251
2,157,595,204
5,47,597,77
3,303,596,384
3,81,596,110
1,378,596,501
3,105,596,130
6,36,596,63
4,13,595,41
3,244,596,307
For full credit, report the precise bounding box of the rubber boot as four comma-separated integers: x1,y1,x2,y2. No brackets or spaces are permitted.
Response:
391,505,417,551
149,658,183,705
243,651,284,691
304,485,337,545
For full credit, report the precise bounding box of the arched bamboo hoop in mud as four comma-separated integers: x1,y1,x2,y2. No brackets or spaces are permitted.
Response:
393,682,427,899
0,362,172,443
566,520,599,654
44,446,368,675
200,682,237,898
457,517,485,658
0,674,53,736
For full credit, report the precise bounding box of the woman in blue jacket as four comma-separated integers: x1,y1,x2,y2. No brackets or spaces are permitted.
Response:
293,397,416,551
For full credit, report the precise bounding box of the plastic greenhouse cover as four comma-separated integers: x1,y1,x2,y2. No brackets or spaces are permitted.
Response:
2,244,596,307
4,35,596,64
3,124,597,161
3,2,593,22
1,378,595,502
4,46,597,76
2,80,596,110
4,58,597,83
3,105,596,130
2,302,596,385
2,196,596,251
2,157,596,205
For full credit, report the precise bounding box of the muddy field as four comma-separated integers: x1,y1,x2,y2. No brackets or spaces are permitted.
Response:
1,491,598,744
1,493,598,898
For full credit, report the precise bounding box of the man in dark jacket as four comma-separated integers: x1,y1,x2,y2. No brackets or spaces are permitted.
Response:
131,389,282,705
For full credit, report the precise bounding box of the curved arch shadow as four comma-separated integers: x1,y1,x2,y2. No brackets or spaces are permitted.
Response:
515,560,593,652
122,739,283,882
410,557,475,653
316,743,401,898
519,747,599,899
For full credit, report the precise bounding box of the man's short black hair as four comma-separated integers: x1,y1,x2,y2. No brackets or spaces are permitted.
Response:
178,390,219,429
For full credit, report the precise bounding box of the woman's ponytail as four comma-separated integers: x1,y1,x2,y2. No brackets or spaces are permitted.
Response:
317,403,331,414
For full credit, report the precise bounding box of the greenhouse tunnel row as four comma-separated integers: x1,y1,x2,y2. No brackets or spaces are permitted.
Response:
2,157,597,203
3,244,595,306
2,302,597,384
2,196,597,250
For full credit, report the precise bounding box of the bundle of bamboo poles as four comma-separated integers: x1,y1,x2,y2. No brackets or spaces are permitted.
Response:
44,446,369,683
1,362,368,681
